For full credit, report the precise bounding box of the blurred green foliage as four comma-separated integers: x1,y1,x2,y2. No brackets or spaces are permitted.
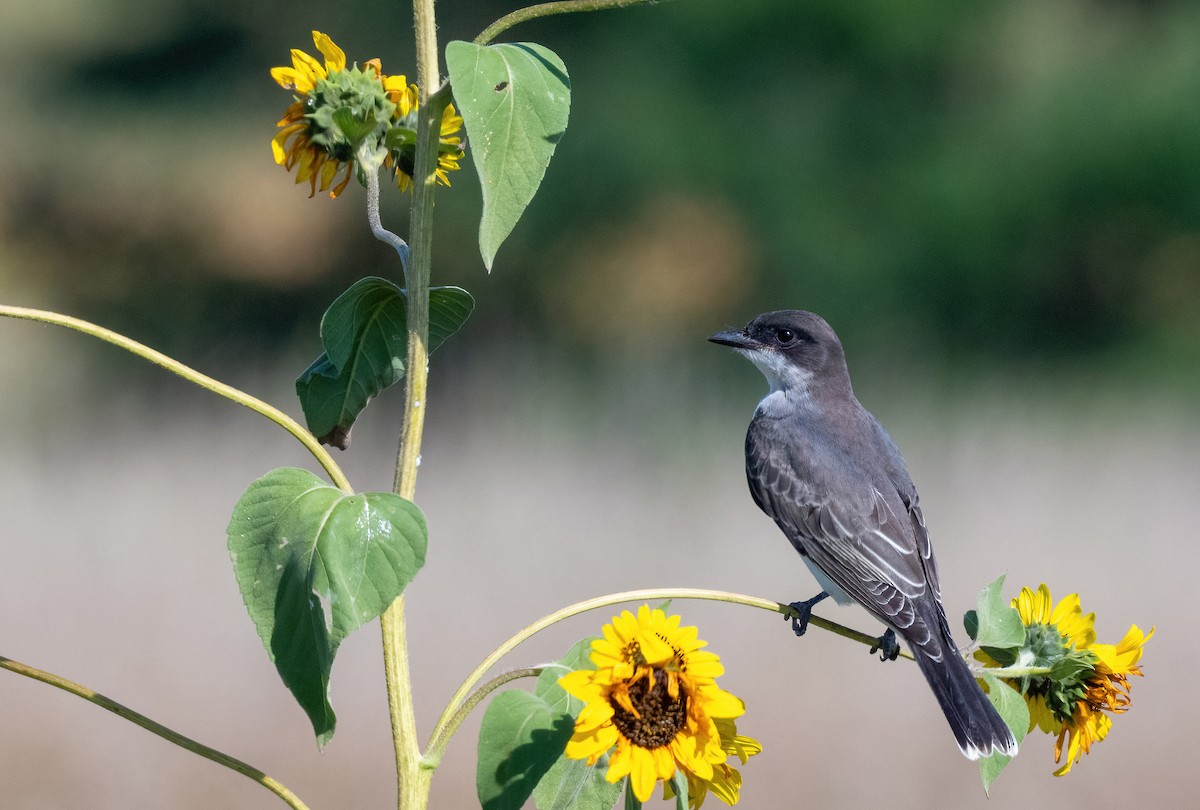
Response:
1,0,1198,376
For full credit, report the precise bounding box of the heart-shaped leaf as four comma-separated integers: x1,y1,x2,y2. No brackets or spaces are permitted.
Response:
477,690,575,810
296,278,474,448
445,41,571,270
227,467,427,746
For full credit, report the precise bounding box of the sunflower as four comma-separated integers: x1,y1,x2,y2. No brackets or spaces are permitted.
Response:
1051,623,1154,775
270,31,464,198
558,606,751,804
990,584,1153,775
271,31,362,197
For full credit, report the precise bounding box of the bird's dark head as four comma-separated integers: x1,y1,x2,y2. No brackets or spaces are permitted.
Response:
708,310,848,396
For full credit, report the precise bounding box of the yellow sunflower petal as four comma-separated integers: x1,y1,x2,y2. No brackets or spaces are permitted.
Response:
606,740,633,781
628,746,659,802
706,764,743,805
270,66,311,92
697,685,745,719
566,724,618,761
312,31,345,73
290,48,325,87
652,745,676,781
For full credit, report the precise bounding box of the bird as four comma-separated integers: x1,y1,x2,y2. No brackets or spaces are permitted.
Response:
709,309,1017,760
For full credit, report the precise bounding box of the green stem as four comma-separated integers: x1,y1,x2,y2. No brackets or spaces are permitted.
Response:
0,655,309,810
422,668,543,769
0,306,351,492
361,150,411,277
982,665,1054,678
379,2,444,809
426,587,914,762
475,0,663,46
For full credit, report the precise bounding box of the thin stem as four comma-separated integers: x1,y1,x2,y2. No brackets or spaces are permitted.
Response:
379,1,444,808
362,149,411,280
0,655,309,810
422,668,543,769
0,306,351,493
982,665,1054,678
426,588,913,760
475,0,662,46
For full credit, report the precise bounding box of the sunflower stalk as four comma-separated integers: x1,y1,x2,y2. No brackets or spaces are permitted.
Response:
378,0,445,808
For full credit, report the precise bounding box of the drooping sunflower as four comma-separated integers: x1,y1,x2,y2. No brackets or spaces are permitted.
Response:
991,584,1153,776
1051,623,1153,775
271,31,363,197
270,31,463,198
558,606,753,804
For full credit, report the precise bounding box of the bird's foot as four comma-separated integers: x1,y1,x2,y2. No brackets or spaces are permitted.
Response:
785,592,830,637
870,628,901,661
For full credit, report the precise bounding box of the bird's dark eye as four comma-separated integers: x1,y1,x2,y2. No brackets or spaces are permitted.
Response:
775,328,797,344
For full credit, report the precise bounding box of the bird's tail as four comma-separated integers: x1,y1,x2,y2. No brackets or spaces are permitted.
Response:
911,640,1018,760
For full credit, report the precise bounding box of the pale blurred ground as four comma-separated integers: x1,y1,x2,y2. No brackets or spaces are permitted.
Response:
0,339,1194,809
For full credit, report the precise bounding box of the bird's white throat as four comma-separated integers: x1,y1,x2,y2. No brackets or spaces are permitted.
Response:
738,348,814,417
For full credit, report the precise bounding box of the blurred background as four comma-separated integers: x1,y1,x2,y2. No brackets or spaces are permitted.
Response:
1,0,1196,807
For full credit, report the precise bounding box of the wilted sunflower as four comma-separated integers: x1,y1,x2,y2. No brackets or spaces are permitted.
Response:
989,584,1153,776
558,606,752,804
1052,623,1153,775
270,31,463,198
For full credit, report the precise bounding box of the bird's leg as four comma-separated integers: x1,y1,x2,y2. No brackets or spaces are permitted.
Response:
786,592,830,637
870,628,901,661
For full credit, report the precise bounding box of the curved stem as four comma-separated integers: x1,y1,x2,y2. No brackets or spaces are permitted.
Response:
0,306,351,492
426,588,914,759
0,655,309,810
475,0,663,46
422,668,543,769
361,149,411,280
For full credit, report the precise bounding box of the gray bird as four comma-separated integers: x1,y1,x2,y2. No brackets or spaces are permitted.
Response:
710,310,1016,760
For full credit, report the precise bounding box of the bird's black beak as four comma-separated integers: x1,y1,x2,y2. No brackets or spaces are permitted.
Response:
708,329,756,349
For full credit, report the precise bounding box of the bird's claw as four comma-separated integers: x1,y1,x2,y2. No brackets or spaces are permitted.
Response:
870,628,901,661
785,592,830,637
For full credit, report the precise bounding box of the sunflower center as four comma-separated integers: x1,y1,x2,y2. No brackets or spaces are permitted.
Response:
611,669,687,749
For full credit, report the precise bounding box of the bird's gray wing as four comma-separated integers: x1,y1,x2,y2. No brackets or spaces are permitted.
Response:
869,416,950,635
746,425,939,649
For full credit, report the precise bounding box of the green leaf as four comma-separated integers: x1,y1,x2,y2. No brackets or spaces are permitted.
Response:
332,108,379,148
227,467,427,746
535,637,597,716
477,690,575,810
532,637,622,810
1049,649,1097,682
296,278,474,448
973,575,1026,650
964,609,978,641
623,785,641,810
445,40,571,270
977,672,1031,794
